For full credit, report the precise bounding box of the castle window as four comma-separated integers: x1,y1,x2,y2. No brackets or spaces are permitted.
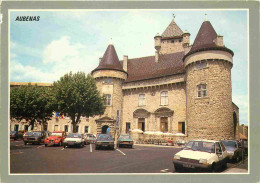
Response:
105,94,111,106
197,84,207,98
160,91,168,105
138,94,145,106
104,77,112,83
196,61,207,69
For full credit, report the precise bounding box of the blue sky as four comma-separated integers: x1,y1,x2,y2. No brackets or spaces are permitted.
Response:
10,10,248,125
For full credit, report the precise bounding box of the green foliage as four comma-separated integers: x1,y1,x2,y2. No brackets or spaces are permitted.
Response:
10,84,55,129
53,72,105,131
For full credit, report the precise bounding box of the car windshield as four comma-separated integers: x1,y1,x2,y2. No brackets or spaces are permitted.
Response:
221,141,237,148
67,133,82,138
27,132,41,137
87,134,94,138
119,135,132,140
51,132,63,136
184,141,215,153
97,134,113,140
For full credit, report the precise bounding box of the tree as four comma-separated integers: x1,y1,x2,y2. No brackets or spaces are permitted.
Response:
10,84,55,130
53,72,105,133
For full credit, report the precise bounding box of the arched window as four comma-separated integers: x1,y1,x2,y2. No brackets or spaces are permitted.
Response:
197,84,207,98
160,91,168,105
138,94,145,106
105,94,111,106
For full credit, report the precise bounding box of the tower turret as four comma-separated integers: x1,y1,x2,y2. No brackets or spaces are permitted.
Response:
92,44,127,137
184,20,235,140
154,33,162,62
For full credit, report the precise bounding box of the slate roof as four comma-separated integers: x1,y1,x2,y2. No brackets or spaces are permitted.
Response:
92,44,126,74
161,20,183,38
184,21,234,60
121,52,185,83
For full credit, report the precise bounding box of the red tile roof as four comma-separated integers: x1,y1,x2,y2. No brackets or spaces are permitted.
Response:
121,52,185,83
184,21,233,60
92,44,126,74
161,20,183,38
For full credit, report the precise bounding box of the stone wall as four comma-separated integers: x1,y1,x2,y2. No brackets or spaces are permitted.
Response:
160,38,185,54
121,81,186,134
186,59,234,140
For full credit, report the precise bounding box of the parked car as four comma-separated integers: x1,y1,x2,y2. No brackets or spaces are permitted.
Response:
117,134,134,148
23,131,46,145
84,133,96,145
10,131,18,140
221,140,243,162
241,139,248,155
63,133,85,148
173,140,228,172
95,134,114,150
44,131,66,147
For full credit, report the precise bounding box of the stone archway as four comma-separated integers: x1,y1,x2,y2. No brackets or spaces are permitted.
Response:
102,125,109,134
154,107,174,133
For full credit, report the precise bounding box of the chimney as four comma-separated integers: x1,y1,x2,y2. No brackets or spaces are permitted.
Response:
123,55,128,71
99,57,102,63
214,35,224,46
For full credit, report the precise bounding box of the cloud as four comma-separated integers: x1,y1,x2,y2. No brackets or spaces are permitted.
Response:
42,36,83,64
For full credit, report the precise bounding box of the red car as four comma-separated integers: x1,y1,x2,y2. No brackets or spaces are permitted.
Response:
44,131,66,147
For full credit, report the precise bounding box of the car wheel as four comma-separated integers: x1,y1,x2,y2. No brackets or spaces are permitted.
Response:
24,141,27,145
174,164,181,172
45,144,47,147
211,163,217,172
222,161,227,169
95,145,98,150
58,142,62,146
63,145,66,148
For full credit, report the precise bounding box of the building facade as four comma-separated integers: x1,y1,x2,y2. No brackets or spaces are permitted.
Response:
10,18,240,141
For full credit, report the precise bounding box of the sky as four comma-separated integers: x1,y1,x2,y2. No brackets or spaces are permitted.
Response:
10,10,248,125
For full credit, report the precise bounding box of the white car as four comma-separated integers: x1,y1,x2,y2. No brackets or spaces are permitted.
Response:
173,140,228,172
63,133,85,148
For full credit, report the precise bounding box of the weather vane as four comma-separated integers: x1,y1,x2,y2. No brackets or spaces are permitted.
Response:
110,37,113,45
172,13,175,20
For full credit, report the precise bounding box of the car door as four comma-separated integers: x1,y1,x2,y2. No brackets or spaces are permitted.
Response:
215,142,225,166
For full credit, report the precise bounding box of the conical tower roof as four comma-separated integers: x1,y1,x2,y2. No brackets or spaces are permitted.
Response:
92,44,126,73
161,19,183,38
184,20,233,60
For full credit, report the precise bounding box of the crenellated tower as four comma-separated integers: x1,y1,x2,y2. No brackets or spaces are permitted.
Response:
184,20,235,140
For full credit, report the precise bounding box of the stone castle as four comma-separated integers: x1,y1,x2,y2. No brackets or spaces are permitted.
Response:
10,17,240,141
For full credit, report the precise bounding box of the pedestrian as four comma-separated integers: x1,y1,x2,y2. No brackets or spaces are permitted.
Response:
106,127,110,135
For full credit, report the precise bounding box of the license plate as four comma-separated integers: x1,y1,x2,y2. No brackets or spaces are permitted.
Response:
68,142,75,145
123,142,129,144
183,164,195,168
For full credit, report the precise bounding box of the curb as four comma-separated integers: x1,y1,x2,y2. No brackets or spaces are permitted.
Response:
135,144,182,148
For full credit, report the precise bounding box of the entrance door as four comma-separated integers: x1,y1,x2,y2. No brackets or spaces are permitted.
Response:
160,117,168,132
138,118,145,132
126,123,131,133
54,125,59,131
178,122,185,134
102,125,109,134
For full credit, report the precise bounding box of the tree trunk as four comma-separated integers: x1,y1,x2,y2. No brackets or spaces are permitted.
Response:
72,122,77,133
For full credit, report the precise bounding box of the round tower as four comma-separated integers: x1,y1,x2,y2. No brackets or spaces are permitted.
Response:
91,44,127,137
184,20,235,140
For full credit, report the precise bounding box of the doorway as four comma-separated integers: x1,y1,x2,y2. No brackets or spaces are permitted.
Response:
138,118,145,132
160,117,168,132
102,125,109,134
14,125,19,131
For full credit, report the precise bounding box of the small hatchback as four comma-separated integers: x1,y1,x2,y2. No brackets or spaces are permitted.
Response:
117,134,134,148
173,140,228,172
95,134,114,150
